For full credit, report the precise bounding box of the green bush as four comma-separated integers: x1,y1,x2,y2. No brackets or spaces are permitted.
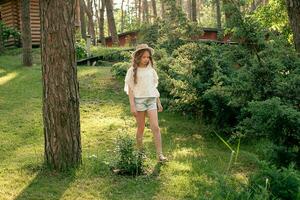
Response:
248,164,300,200
111,62,130,78
0,21,20,46
111,134,146,176
164,43,216,115
91,46,133,62
138,23,160,48
238,97,300,166
75,39,87,60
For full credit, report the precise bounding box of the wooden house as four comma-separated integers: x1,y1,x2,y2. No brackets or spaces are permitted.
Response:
0,0,40,46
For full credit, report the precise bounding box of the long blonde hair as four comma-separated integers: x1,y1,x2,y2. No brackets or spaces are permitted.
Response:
131,49,154,84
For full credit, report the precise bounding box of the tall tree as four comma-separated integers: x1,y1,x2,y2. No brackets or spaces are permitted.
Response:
84,0,96,44
80,0,87,40
151,0,157,19
285,0,300,53
161,0,165,18
99,0,106,45
143,0,149,23
0,24,3,53
105,0,119,45
40,0,82,171
121,0,125,32
191,0,197,21
75,0,81,33
216,0,222,29
187,0,192,20
138,0,142,24
21,0,32,66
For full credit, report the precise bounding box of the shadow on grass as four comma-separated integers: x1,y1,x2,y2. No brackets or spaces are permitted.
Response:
14,166,76,200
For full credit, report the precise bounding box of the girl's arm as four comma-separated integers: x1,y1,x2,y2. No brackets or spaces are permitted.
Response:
128,86,137,117
156,97,163,112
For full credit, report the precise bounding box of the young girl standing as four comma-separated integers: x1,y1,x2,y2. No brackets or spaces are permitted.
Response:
124,44,168,163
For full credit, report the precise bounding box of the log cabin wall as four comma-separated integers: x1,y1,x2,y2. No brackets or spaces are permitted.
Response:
0,0,40,46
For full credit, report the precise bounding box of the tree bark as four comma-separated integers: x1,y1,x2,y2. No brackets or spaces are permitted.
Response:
105,0,119,45
138,0,142,24
75,0,81,32
151,0,157,19
191,0,197,21
143,0,149,23
21,0,32,66
216,0,221,29
84,0,96,44
285,0,300,53
80,0,87,40
40,0,82,171
0,24,4,53
121,0,125,32
161,0,165,18
187,0,191,20
99,0,106,45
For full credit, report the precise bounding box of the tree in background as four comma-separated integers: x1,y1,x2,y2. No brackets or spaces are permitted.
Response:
80,0,87,40
285,0,300,53
21,0,32,66
105,0,120,45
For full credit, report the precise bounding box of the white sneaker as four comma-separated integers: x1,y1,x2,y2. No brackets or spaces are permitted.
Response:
158,154,168,163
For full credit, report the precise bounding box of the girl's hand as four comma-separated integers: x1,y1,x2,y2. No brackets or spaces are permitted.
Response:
157,103,163,112
130,105,137,117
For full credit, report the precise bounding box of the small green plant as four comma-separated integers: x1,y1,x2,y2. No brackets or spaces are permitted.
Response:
75,39,87,60
0,21,20,47
111,134,147,176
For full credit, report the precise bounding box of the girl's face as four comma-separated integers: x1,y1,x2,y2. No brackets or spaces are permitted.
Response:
140,50,150,66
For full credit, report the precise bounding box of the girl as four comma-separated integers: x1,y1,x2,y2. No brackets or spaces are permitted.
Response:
124,44,168,163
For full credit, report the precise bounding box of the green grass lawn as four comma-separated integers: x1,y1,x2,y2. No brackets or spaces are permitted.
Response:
0,49,262,200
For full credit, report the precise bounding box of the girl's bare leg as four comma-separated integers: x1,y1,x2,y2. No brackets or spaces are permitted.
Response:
135,111,146,151
147,109,164,159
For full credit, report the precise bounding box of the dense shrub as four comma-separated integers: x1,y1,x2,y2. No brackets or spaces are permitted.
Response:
91,46,133,62
111,62,130,77
237,98,300,166
247,163,300,200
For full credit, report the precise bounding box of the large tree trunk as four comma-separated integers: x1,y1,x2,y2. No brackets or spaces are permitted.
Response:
93,0,100,44
161,0,165,18
187,0,192,20
85,0,96,45
80,0,87,40
40,0,82,171
197,0,201,22
105,0,119,45
142,0,149,23
121,0,125,32
151,0,157,20
216,0,221,29
285,0,300,53
99,0,106,45
138,0,142,24
191,0,197,21
75,0,81,33
21,0,32,66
